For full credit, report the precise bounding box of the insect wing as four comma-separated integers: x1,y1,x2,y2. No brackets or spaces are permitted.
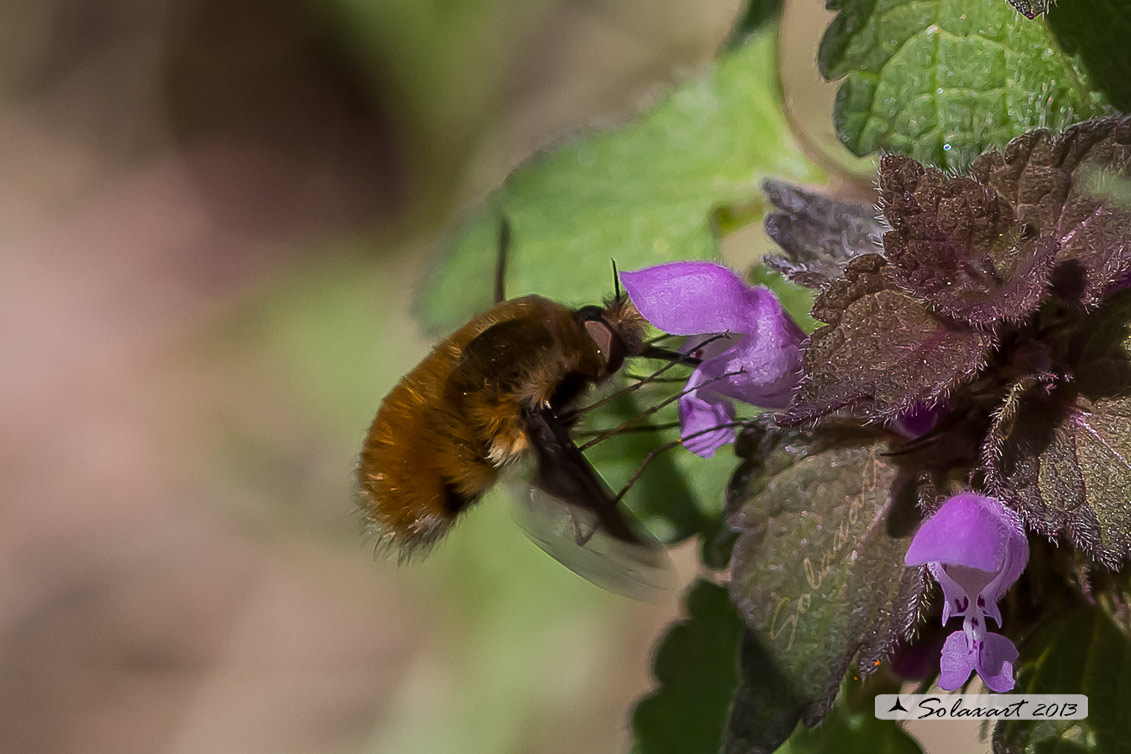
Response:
505,411,676,601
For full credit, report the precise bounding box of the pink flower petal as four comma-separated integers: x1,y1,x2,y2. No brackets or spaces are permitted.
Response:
938,631,976,691
904,493,1018,573
678,369,736,458
621,262,777,335
696,310,805,409
976,633,1019,693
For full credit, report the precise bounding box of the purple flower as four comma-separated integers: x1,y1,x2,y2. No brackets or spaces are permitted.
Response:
620,261,805,457
904,493,1029,693
891,402,943,439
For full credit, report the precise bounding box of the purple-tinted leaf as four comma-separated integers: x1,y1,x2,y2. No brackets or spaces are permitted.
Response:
970,115,1131,309
985,291,1131,568
784,255,997,425
727,434,927,732
762,180,884,289
879,155,1059,327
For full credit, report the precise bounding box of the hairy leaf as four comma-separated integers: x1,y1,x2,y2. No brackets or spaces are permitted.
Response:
879,154,1058,326
993,604,1131,754
986,291,1131,568
971,115,1131,308
784,255,997,425
819,0,1109,169
419,31,820,332
762,180,883,289
726,435,926,741
632,580,744,754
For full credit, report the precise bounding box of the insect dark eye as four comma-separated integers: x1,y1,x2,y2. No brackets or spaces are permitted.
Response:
582,319,626,373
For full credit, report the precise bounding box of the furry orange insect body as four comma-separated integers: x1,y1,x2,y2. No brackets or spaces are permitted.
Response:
357,294,647,553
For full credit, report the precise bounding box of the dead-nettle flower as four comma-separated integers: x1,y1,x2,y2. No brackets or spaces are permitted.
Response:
620,261,805,457
904,493,1029,693
890,402,944,439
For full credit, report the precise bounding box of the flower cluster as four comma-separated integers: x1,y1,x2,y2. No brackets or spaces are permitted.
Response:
624,260,1032,694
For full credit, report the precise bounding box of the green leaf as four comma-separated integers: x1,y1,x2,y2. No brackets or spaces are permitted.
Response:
993,604,1131,754
632,579,745,754
419,30,821,333
579,391,705,544
778,704,923,754
1047,0,1131,112
725,0,783,49
574,374,743,545
818,0,1110,170
987,291,1131,569
725,430,927,745
724,629,809,754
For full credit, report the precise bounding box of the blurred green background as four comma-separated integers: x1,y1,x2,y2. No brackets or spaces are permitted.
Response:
0,0,979,752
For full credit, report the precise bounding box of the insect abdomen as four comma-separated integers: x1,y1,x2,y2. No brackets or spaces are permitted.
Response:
357,336,497,550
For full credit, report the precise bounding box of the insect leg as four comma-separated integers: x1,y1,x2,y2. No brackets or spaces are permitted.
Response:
494,215,512,304
562,333,729,422
612,419,751,504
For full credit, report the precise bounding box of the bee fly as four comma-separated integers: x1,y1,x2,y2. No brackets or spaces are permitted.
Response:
357,220,694,597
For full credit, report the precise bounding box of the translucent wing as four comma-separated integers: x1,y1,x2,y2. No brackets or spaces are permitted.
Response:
504,411,676,601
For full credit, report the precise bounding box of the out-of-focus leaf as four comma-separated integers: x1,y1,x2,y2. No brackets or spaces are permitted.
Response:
632,580,744,754
580,391,705,544
971,115,1131,309
699,514,739,570
777,703,924,754
325,0,562,209
419,31,821,332
986,291,1131,568
577,370,744,544
725,432,926,743
1047,0,1131,111
993,604,1131,754
819,0,1109,170
879,154,1058,327
724,629,808,754
725,0,782,49
761,180,883,290
783,255,997,425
